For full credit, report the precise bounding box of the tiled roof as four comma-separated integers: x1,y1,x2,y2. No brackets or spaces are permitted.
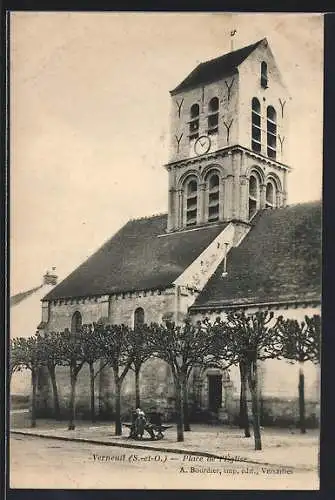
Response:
43,215,228,301
10,286,43,307
170,39,264,95
191,201,321,310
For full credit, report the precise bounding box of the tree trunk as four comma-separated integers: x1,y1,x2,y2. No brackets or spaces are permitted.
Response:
135,366,141,408
98,359,105,417
31,368,37,428
89,363,96,423
247,361,262,451
239,362,250,437
174,377,184,442
68,367,77,431
114,379,122,436
183,381,191,431
48,365,60,419
298,362,306,434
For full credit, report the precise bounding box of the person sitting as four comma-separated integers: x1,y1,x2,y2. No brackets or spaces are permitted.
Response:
129,409,138,438
133,408,155,440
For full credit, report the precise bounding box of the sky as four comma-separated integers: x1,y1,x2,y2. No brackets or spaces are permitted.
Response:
10,12,324,295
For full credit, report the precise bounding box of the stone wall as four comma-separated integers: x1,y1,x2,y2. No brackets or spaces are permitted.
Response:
238,39,289,165
44,287,181,332
37,357,176,421
39,288,320,427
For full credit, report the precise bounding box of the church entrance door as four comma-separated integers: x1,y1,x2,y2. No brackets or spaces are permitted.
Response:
208,375,222,412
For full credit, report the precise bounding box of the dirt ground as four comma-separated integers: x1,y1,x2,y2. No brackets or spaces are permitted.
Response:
9,434,318,490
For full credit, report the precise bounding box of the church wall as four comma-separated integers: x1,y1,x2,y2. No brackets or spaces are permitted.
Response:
191,304,320,426
45,287,183,332
37,287,194,420
38,357,176,422
108,288,176,326
38,296,320,427
46,296,110,332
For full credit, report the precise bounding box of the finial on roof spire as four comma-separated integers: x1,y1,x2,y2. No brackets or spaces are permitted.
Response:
230,29,237,52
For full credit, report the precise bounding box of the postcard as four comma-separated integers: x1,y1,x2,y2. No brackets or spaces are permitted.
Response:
9,11,322,490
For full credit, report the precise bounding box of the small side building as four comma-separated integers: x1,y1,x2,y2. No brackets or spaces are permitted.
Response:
10,270,58,399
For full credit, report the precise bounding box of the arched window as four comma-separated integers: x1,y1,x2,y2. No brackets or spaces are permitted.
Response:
249,173,261,220
267,106,277,159
189,104,200,141
207,172,220,222
208,97,219,135
134,307,145,328
261,61,268,88
266,182,274,207
71,311,82,335
184,177,198,227
251,98,261,153
265,179,278,208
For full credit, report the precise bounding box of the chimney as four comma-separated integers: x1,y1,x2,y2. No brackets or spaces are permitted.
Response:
43,267,58,286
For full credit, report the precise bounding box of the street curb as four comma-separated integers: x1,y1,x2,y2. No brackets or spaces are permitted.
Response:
10,430,315,472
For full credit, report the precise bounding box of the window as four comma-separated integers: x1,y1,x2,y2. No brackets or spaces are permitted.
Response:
267,106,277,159
134,307,145,328
265,181,275,208
207,173,220,222
208,97,219,113
261,61,268,88
189,104,200,140
71,311,82,335
185,177,198,226
208,97,219,135
251,98,261,153
249,173,260,220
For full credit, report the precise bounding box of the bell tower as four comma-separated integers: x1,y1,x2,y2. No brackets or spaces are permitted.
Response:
165,38,291,233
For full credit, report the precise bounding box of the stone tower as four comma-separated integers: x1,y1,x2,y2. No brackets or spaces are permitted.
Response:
166,38,291,233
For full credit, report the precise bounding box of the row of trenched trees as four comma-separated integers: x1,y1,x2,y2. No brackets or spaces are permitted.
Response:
10,311,320,450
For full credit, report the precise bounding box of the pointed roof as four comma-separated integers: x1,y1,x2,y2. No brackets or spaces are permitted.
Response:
191,201,321,310
43,215,228,301
170,39,264,95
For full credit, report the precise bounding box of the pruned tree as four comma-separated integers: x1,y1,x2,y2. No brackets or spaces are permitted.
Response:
10,336,44,427
239,360,251,438
205,316,250,437
36,331,63,419
147,319,219,442
58,328,86,430
97,323,134,436
276,314,321,434
129,323,153,409
80,323,109,423
9,339,23,381
305,315,321,364
209,311,281,450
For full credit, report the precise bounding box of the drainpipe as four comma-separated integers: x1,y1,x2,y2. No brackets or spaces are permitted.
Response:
221,242,229,277
174,284,181,325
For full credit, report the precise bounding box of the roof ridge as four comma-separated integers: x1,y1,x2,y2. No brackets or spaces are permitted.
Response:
11,284,42,299
171,38,265,95
198,38,264,67
10,284,44,307
129,212,167,222
285,199,321,208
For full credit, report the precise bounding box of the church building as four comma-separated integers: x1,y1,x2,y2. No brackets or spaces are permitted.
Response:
38,39,321,426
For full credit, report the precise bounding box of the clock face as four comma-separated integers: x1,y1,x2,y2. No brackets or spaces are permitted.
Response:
194,135,211,156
